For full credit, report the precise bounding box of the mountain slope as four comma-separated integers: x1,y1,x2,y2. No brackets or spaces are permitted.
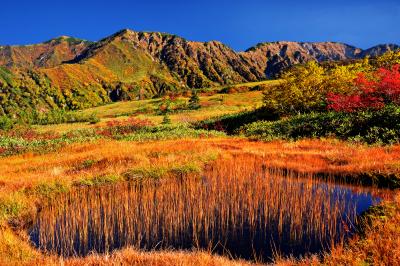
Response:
69,30,264,88
359,44,400,58
241,41,365,77
0,36,91,68
0,30,398,89
0,29,398,115
42,30,180,97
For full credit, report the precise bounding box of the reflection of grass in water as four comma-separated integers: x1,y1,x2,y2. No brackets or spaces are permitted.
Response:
30,154,376,261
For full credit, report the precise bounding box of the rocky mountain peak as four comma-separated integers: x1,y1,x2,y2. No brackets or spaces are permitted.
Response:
0,29,398,89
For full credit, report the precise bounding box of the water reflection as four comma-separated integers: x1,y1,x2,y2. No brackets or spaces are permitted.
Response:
29,159,385,261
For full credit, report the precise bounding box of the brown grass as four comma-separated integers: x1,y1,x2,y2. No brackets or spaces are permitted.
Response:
322,193,400,266
60,248,259,266
32,154,377,259
0,138,399,265
1,138,400,190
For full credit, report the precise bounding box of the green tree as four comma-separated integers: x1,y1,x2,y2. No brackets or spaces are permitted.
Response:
162,113,171,124
188,90,200,110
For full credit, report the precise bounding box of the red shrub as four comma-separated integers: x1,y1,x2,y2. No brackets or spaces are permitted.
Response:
376,64,400,104
0,127,60,141
0,147,7,155
327,65,400,112
214,121,226,132
98,117,154,137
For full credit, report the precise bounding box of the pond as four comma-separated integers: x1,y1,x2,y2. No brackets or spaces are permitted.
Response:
29,158,388,262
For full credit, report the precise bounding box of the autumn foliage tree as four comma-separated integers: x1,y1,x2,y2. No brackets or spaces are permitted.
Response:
327,65,400,112
262,52,400,115
263,61,326,114
263,60,368,115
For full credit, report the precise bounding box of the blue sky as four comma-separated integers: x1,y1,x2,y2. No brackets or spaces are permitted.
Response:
1,0,399,51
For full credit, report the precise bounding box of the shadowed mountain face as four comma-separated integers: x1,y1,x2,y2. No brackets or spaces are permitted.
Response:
359,44,400,58
0,29,398,91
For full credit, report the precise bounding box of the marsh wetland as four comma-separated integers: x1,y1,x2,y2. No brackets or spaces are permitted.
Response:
29,156,389,262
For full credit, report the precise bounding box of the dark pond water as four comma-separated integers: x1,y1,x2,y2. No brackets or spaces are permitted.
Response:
29,163,386,262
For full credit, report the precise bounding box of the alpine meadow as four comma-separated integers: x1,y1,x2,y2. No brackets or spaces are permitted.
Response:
0,1,400,265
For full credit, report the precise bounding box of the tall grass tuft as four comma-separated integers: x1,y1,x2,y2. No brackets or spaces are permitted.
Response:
29,155,382,262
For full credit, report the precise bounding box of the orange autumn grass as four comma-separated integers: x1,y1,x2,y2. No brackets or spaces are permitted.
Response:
33,155,366,259
0,137,400,265
2,138,400,190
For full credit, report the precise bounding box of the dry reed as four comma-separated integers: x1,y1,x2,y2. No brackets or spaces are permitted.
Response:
30,154,383,262
0,138,398,265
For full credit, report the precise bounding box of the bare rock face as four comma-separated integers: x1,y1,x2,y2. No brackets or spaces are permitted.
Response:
80,30,265,88
241,41,365,77
0,29,398,90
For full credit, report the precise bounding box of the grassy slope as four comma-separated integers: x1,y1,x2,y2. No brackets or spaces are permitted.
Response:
42,34,179,92
33,89,265,133
200,79,282,92
76,80,278,119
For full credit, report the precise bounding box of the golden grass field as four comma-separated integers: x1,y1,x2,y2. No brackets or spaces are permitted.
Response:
0,81,399,265
0,137,399,265
34,90,265,133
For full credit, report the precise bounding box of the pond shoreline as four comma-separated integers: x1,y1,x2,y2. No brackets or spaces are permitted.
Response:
0,138,399,265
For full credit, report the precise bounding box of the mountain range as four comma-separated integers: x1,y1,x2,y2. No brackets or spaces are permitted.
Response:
0,29,398,113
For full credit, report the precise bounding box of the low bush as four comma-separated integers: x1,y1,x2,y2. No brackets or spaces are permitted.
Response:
219,86,250,94
0,110,99,130
328,64,400,112
195,108,278,134
239,105,400,144
96,117,155,137
0,116,15,130
22,109,100,125
188,90,201,110
119,124,226,141
262,52,400,115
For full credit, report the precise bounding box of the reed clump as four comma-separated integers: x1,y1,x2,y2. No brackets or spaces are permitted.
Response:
30,154,383,262
0,138,398,265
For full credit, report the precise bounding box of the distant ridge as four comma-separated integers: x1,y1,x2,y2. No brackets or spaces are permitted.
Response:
0,28,398,91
